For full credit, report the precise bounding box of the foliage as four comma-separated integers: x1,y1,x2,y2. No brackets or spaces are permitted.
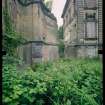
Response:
58,41,65,58
57,26,64,57
2,58,102,105
3,54,23,65
2,6,26,56
57,26,63,40
2,3,26,65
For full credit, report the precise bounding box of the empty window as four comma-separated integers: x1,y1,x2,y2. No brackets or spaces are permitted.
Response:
85,13,96,21
86,22,96,38
84,0,96,9
85,12,96,38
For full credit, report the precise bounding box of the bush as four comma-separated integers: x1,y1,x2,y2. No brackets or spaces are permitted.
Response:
2,58,103,105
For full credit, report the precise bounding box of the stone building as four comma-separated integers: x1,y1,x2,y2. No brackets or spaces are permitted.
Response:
61,0,102,58
2,0,59,64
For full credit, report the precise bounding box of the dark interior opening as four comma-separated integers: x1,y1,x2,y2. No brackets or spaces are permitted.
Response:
98,49,102,54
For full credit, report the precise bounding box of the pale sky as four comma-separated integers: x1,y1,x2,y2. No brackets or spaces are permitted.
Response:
51,0,66,27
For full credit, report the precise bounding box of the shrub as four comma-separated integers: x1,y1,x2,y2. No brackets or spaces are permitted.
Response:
2,58,103,105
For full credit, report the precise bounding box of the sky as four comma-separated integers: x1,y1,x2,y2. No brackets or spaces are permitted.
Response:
51,0,66,27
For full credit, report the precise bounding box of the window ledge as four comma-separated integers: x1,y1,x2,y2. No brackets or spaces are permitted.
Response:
83,7,97,10
83,20,97,22
84,38,97,40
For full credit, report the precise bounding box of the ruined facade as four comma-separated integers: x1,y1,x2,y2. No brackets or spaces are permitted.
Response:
2,0,59,64
62,0,102,58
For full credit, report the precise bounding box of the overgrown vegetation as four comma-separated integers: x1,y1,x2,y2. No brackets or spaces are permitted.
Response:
2,3,26,64
58,26,64,58
3,58,102,105
2,2,102,105
2,3,26,57
57,26,63,40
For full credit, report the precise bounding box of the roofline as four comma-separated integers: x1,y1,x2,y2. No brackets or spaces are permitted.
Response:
40,2,57,20
61,0,70,18
17,0,56,21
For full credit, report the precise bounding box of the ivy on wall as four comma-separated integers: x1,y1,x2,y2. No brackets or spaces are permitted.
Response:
2,2,26,57
2,2,28,65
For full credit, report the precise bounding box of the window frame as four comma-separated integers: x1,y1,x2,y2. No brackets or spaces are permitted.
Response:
84,12,97,39
83,0,97,9
85,21,97,39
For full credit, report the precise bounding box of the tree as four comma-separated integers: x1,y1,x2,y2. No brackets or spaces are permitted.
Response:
58,26,63,40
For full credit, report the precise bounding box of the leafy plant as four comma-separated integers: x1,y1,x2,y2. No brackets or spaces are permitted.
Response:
2,5,26,57
2,58,103,105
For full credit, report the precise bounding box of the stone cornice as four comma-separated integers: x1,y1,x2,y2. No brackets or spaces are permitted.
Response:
22,40,59,46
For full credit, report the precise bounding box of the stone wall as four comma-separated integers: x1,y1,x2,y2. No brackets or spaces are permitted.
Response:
98,0,102,47
62,0,102,58
2,0,59,64
42,45,59,61
15,2,39,41
65,46,77,58
77,46,98,58
17,0,58,62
